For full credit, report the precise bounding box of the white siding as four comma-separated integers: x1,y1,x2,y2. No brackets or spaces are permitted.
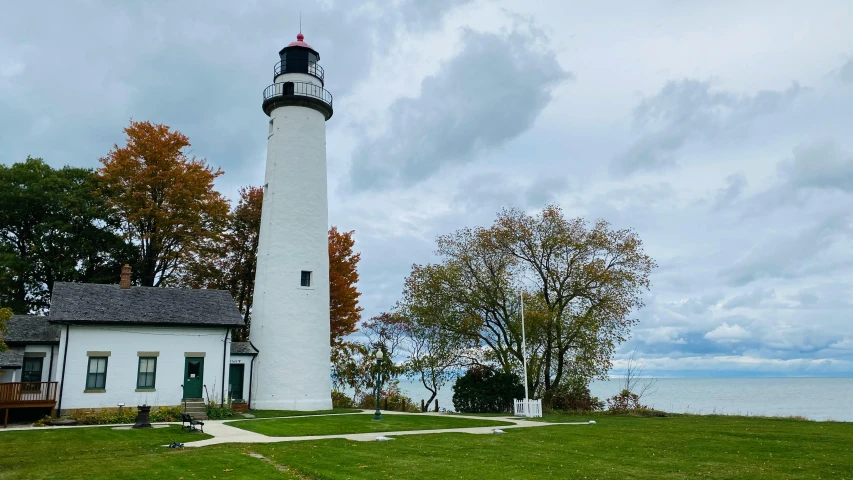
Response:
250,101,332,410
55,324,231,411
0,369,17,383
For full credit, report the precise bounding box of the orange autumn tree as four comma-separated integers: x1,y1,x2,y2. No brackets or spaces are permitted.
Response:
97,120,230,287
329,227,363,343
181,186,262,340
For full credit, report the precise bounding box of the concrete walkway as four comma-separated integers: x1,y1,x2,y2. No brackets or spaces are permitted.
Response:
181,410,589,448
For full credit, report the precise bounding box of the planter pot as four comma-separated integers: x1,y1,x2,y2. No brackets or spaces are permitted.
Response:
133,405,152,428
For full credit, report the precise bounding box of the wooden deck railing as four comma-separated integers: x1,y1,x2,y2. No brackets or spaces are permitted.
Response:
0,381,58,407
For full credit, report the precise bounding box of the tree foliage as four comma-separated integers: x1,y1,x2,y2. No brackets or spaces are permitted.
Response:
97,120,230,287
401,205,655,400
180,186,262,340
0,307,11,352
451,366,524,413
329,227,363,343
0,158,133,313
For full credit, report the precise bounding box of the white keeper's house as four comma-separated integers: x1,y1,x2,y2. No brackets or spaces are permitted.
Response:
0,265,257,425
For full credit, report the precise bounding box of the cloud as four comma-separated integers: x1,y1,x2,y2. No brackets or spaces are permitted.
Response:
712,172,747,209
0,0,472,195
348,26,570,190
838,57,853,84
722,288,775,310
723,208,853,286
639,327,687,345
777,141,853,193
705,322,752,344
611,79,804,177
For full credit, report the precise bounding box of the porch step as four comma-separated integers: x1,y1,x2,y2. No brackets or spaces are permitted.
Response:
182,398,208,420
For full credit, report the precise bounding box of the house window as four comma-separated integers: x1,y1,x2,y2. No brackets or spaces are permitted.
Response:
86,357,108,390
300,270,312,287
137,357,157,390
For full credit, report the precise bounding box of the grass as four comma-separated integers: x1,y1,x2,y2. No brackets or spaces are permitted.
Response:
0,425,293,479
246,415,853,479
225,413,514,436
1,414,851,479
242,408,361,419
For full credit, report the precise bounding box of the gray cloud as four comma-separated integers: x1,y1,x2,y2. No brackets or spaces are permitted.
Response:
713,172,748,209
722,288,776,310
611,79,804,177
839,57,853,84
777,141,853,193
0,0,471,195
723,209,853,286
348,26,570,190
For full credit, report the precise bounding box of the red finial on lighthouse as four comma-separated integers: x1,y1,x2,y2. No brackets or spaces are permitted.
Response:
297,33,304,42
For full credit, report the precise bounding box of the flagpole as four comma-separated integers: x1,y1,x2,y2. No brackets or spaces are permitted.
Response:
520,289,529,416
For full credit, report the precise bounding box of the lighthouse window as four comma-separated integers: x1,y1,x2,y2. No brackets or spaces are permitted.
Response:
300,270,312,287
268,119,274,136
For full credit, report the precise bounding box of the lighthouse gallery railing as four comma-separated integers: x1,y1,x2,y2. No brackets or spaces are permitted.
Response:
274,60,324,81
263,82,333,107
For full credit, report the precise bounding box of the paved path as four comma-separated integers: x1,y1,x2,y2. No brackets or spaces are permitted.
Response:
0,409,590,446
182,410,589,447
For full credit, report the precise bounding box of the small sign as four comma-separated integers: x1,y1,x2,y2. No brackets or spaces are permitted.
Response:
190,374,196,378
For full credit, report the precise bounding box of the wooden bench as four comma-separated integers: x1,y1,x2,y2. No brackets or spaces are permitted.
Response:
180,413,204,433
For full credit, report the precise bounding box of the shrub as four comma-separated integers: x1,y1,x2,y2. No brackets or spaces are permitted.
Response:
544,377,604,412
452,366,524,414
354,381,419,412
606,389,648,412
65,405,186,425
149,406,183,422
331,390,355,408
206,400,236,420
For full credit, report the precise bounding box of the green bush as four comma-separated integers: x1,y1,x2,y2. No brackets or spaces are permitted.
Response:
149,406,183,422
354,382,419,412
332,390,355,408
544,377,604,412
65,405,181,425
452,366,524,413
206,400,236,420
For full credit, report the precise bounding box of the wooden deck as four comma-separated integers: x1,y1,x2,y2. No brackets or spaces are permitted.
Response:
0,382,58,427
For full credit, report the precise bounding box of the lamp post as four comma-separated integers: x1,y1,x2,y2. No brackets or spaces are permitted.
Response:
373,350,384,421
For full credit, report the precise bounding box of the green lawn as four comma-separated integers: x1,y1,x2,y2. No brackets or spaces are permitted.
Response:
242,407,361,419
0,425,293,480
225,413,513,436
1,415,851,479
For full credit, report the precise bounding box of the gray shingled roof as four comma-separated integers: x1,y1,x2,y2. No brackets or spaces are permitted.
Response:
0,346,24,369
3,315,60,344
230,342,259,355
49,282,246,328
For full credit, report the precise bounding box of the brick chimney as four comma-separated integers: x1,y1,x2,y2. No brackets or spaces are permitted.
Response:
120,264,132,289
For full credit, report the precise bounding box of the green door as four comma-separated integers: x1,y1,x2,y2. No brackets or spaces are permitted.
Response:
22,357,44,393
183,357,204,399
228,364,245,401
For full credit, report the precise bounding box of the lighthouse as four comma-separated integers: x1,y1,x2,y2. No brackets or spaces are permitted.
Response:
249,33,333,410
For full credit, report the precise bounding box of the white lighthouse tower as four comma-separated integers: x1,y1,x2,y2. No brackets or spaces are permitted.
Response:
249,33,333,410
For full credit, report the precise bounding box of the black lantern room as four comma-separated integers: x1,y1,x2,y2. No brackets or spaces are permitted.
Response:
276,33,324,84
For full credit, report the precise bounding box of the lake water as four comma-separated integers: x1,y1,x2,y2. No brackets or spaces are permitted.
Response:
395,377,853,422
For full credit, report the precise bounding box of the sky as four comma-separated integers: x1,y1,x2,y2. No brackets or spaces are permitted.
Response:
2,0,852,378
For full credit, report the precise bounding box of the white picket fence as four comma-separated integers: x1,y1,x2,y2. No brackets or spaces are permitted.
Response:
513,398,542,418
